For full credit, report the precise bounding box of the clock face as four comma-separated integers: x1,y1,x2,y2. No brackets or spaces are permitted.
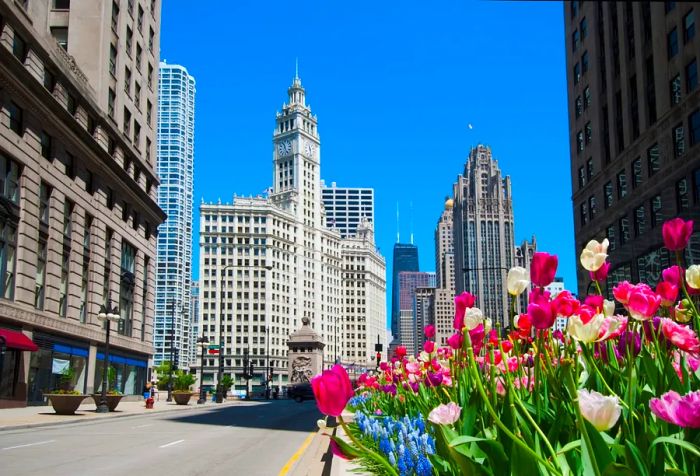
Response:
304,141,316,157
278,140,292,156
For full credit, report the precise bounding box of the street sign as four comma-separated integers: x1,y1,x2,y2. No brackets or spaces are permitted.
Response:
208,344,220,350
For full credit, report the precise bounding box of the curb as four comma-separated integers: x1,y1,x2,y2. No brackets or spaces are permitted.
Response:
0,400,241,433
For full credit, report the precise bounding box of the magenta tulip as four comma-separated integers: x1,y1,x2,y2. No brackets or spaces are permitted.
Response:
650,390,700,428
447,332,463,350
424,324,436,338
662,218,693,251
311,364,354,417
590,261,610,282
453,292,476,329
656,281,679,307
530,252,558,287
423,340,435,353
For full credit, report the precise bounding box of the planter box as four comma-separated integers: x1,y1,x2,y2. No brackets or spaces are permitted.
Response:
173,392,194,405
44,394,87,415
91,394,124,412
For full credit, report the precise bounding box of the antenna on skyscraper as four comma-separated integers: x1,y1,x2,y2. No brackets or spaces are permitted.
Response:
396,202,400,243
409,201,414,245
295,57,299,80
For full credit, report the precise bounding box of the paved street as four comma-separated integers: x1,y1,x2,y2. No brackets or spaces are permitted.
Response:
0,400,322,476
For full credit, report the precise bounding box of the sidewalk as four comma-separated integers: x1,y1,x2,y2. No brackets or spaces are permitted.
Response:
0,397,243,432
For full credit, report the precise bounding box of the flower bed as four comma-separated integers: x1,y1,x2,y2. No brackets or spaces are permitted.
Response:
312,217,700,475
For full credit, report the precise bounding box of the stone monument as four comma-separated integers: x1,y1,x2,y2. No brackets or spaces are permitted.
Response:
287,317,325,384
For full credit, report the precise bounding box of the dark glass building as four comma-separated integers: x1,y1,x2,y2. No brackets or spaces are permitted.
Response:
390,243,419,341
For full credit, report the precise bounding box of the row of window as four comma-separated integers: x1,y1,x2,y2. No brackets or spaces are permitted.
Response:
667,9,696,60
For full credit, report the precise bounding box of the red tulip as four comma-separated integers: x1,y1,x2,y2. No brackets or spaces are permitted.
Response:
311,364,354,417
447,332,464,350
552,290,581,317
424,324,436,338
530,252,558,287
395,346,407,359
590,262,610,282
454,292,476,329
584,295,604,313
662,218,693,251
423,340,435,353
656,281,679,307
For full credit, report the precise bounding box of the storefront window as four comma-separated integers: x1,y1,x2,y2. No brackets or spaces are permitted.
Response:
0,350,19,398
95,352,147,395
27,342,88,403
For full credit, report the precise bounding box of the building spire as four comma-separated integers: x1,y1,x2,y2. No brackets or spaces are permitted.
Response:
396,202,400,243
295,57,299,80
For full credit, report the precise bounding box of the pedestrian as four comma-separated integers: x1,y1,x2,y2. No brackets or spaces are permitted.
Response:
143,381,151,400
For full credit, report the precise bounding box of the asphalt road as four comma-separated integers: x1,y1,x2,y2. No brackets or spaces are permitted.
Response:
0,399,322,476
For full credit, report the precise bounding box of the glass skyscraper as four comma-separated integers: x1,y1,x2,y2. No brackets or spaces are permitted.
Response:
390,243,419,341
155,62,196,368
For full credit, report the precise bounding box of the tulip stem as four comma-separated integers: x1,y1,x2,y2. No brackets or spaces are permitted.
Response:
563,364,602,476
338,415,399,476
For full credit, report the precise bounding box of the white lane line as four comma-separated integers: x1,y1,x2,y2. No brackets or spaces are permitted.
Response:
2,440,55,451
159,439,185,448
132,423,153,429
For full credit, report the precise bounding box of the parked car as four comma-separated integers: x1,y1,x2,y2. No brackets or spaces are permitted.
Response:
287,382,314,402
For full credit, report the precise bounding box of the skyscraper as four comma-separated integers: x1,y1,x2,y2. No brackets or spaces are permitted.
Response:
565,2,700,296
434,199,457,346
398,271,436,355
322,181,375,239
390,243,419,342
0,0,164,407
154,62,196,369
453,145,515,328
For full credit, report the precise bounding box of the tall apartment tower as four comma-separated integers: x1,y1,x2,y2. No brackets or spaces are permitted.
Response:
198,74,346,391
321,181,374,239
398,271,436,355
390,243,419,342
453,145,515,328
566,2,700,295
0,0,164,408
339,219,388,368
154,62,195,369
434,199,457,346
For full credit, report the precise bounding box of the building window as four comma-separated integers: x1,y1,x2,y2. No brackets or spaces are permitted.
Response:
671,74,682,105
127,0,134,16
674,123,686,158
668,28,679,59
124,67,132,96
108,88,116,119
690,109,700,146
687,59,698,92
141,256,149,341
126,27,133,55
59,246,69,317
51,27,68,50
575,96,583,118
8,102,23,136
149,28,155,53
84,214,93,250
574,63,581,85
620,217,630,245
580,17,588,39
585,122,592,144
107,187,115,210
582,51,589,74
80,256,89,323
589,195,597,219
66,94,77,116
39,183,51,225
604,181,613,209
66,153,76,179
146,100,152,126
44,67,56,92
146,138,152,163
651,195,663,228
0,220,17,301
677,178,690,211
666,2,676,14
123,107,131,136
578,166,586,188
580,202,588,225
63,200,74,238
119,241,136,336
647,143,660,176
35,238,47,310
632,157,643,188
617,170,627,199
148,63,154,89
109,44,117,77
40,131,52,160
685,9,696,43
607,225,617,251
634,205,646,237
586,157,594,179
133,121,140,148
137,4,144,31
576,131,584,152
584,87,591,109
0,155,21,205
572,29,580,52
12,33,27,62
136,44,142,72
111,1,119,31
53,0,70,9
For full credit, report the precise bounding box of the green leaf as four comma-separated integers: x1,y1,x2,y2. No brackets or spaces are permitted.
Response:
557,440,582,455
582,420,614,475
664,469,688,476
476,439,509,476
329,435,362,459
510,442,540,476
602,463,636,476
449,435,489,447
650,436,700,459
624,440,649,476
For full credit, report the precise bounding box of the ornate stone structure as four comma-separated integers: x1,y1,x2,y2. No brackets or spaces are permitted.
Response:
287,317,325,383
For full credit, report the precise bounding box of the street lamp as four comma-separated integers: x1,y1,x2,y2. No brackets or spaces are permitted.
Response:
166,298,180,403
96,300,120,413
197,335,209,404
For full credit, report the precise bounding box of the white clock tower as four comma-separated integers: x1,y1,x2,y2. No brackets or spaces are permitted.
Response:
270,73,322,229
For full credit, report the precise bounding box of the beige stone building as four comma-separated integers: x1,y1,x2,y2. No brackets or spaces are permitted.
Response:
0,0,163,407
433,199,456,346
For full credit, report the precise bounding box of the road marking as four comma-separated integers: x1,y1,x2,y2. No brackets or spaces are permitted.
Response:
278,432,316,476
2,440,55,451
159,439,185,449
132,423,153,429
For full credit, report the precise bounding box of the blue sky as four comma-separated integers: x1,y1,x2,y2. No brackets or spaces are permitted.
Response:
160,1,577,315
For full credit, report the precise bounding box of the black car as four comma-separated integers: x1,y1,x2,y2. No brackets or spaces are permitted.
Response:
287,382,314,402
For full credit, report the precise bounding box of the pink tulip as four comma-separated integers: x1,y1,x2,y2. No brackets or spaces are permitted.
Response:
423,340,435,353
428,402,461,425
627,285,662,321
453,292,476,329
311,364,354,417
662,218,694,251
424,324,436,338
552,290,580,317
584,295,604,313
447,332,463,350
395,346,407,359
660,318,700,354
590,261,611,282
656,281,679,307
650,390,700,428
527,288,555,329
530,252,558,287
612,281,634,305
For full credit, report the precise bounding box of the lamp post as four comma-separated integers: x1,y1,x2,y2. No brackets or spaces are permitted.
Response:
265,326,271,400
96,300,120,413
197,336,209,404
166,298,179,402
216,264,235,404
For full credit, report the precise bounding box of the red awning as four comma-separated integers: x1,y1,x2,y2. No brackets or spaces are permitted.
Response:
0,329,38,351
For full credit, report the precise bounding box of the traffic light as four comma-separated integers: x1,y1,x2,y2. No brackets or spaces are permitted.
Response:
376,352,381,368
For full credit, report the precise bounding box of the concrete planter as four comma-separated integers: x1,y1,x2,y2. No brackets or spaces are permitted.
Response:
44,394,87,415
91,394,124,412
173,392,194,405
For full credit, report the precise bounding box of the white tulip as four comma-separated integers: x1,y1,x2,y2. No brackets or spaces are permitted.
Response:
567,313,605,343
578,389,621,431
603,299,615,317
686,265,700,290
580,239,609,272
507,267,530,296
463,307,484,330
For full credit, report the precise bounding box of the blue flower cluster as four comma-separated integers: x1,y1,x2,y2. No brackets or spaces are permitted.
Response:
355,411,435,476
348,394,371,409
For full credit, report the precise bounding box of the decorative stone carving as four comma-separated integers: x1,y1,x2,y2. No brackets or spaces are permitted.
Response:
287,317,325,384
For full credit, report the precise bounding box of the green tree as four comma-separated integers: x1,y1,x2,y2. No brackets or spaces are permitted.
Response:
155,362,172,390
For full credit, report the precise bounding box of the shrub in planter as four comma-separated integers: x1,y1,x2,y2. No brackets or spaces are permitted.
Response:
44,367,86,415
172,371,196,405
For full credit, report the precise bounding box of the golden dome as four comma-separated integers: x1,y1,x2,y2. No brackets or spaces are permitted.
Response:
445,198,454,209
